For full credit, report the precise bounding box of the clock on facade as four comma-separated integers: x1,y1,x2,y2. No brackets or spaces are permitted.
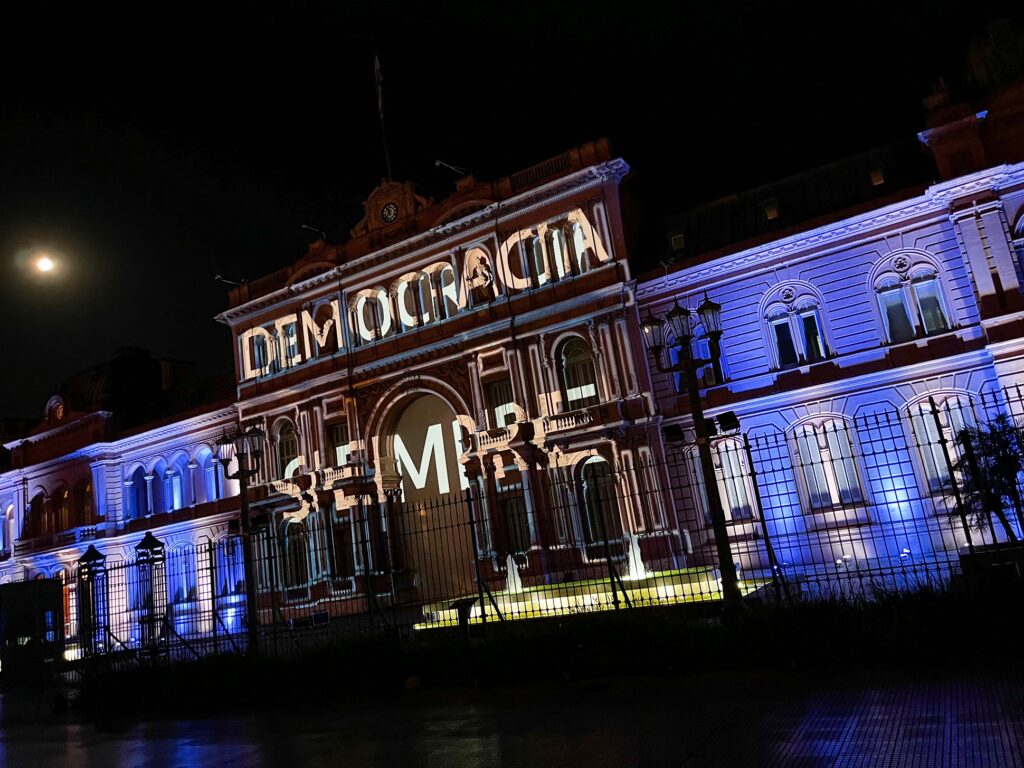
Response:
381,202,399,223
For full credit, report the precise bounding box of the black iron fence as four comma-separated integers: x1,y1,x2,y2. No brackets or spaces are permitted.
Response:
56,536,250,666
15,387,1024,669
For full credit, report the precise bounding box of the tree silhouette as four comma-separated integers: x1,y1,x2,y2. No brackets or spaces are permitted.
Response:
948,414,1024,543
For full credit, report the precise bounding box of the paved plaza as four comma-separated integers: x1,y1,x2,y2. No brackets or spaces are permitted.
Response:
1,666,1022,767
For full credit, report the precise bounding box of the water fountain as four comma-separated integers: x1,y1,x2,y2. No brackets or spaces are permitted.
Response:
505,554,523,593
624,533,649,581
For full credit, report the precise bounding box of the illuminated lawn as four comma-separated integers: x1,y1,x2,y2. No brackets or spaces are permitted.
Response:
415,567,770,629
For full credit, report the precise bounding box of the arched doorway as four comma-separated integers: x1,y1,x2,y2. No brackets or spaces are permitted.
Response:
578,457,624,559
383,393,475,602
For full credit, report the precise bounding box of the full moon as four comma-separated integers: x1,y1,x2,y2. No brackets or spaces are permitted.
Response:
36,255,54,272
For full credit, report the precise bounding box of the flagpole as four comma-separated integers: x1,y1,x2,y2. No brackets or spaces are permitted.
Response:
374,53,393,180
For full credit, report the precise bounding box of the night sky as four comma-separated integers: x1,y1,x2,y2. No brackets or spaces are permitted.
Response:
0,1,1018,418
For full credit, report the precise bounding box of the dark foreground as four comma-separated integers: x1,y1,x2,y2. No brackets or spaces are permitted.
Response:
1,666,1022,767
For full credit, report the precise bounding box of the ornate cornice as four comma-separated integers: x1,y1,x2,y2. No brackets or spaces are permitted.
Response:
638,161,1024,303
218,159,630,324
3,411,114,452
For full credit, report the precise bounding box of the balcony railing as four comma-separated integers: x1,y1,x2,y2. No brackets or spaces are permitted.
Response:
544,408,594,434
15,524,99,556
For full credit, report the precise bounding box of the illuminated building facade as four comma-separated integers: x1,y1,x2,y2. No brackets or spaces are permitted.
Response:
218,140,682,619
3,67,1024,652
639,75,1024,582
0,351,242,653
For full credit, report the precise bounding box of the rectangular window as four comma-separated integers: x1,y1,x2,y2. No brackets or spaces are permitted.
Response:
329,422,350,467
913,278,949,335
772,319,799,368
281,323,299,366
171,474,183,511
329,519,355,581
693,337,717,386
561,348,598,411
825,427,863,505
718,443,754,521
794,423,863,511
878,288,915,343
484,378,516,428
800,310,826,363
690,442,755,524
911,400,972,493
795,430,834,510
253,336,268,371
496,481,532,555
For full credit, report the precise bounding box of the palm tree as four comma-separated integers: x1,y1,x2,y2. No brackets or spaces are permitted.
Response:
948,414,1024,543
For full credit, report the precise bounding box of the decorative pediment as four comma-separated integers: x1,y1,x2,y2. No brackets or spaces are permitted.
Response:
350,179,430,237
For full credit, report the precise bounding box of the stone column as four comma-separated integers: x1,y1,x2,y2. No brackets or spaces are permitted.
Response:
144,474,155,518
122,478,135,523
953,207,1000,316
187,460,198,507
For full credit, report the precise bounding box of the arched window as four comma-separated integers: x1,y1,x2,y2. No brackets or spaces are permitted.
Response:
529,236,548,287
283,523,310,588
547,228,568,279
276,420,300,479
150,460,169,514
578,457,623,549
765,303,828,369
1,504,11,551
768,308,799,368
311,302,339,356
797,303,827,363
876,277,916,343
911,274,950,335
760,283,831,370
26,492,47,538
791,419,865,511
908,396,975,494
437,264,460,318
280,320,300,368
327,509,355,582
194,447,217,504
214,537,245,597
167,456,191,511
687,438,756,524
872,254,952,344
128,466,149,520
571,223,589,275
559,337,600,412
351,288,393,345
253,334,270,371
328,422,350,467
167,545,197,604
417,273,436,324
77,479,95,527
56,486,72,532
494,468,532,556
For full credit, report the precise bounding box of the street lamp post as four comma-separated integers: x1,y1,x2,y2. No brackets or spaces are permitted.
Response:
641,294,743,607
217,424,265,655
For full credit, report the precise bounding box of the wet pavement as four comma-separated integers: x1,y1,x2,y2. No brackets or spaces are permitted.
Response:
1,666,1022,767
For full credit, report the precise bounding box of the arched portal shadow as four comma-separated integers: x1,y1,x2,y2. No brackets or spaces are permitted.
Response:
371,388,476,603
